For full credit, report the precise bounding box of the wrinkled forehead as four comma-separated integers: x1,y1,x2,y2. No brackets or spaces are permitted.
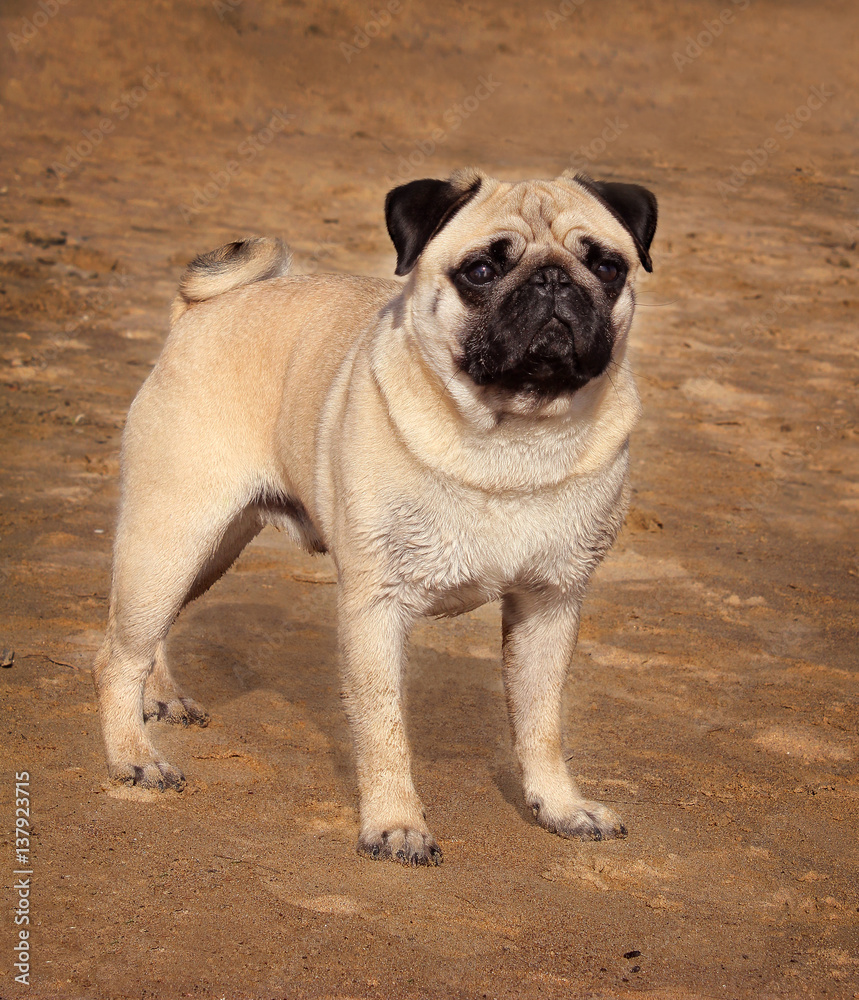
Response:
437,178,638,264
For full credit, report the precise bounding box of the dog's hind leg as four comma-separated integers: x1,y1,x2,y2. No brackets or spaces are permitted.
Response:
141,508,262,727
95,495,263,790
142,639,209,727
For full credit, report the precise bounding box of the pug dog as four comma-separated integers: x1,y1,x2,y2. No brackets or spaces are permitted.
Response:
94,168,657,866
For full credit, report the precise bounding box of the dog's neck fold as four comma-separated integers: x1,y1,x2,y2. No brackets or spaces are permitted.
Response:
368,307,641,493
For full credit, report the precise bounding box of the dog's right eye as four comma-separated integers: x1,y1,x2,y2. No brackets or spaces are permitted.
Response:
463,261,497,285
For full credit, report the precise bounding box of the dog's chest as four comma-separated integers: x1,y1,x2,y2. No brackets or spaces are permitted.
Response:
377,472,624,613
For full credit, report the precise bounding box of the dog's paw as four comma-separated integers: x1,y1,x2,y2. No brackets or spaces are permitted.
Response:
357,828,443,867
531,798,627,842
109,760,186,792
143,696,210,728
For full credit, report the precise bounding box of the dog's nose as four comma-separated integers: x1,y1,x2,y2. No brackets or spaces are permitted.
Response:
528,266,572,286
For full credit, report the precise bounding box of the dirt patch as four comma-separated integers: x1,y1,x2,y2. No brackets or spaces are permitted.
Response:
0,1,857,998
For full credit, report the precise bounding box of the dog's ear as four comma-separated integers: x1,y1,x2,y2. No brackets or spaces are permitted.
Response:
569,173,658,272
385,172,482,276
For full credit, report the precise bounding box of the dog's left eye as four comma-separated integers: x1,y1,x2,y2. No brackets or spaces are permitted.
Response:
464,261,497,285
594,260,620,283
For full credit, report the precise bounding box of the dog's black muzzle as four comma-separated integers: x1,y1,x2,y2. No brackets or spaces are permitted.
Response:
460,265,613,396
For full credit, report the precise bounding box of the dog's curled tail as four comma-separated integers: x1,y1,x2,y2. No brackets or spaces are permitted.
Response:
171,237,292,324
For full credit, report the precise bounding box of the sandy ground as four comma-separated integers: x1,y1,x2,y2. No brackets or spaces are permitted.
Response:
0,1,857,997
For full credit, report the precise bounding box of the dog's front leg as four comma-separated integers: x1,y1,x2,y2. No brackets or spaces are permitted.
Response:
339,590,442,867
502,589,627,842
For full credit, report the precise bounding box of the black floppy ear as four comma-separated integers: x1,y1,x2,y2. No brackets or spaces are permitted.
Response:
385,176,482,276
573,175,658,272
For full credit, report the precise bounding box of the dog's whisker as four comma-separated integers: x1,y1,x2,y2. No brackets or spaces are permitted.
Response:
609,359,658,387
635,297,680,307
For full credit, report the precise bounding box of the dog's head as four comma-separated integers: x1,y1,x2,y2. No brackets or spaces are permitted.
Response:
385,169,657,412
